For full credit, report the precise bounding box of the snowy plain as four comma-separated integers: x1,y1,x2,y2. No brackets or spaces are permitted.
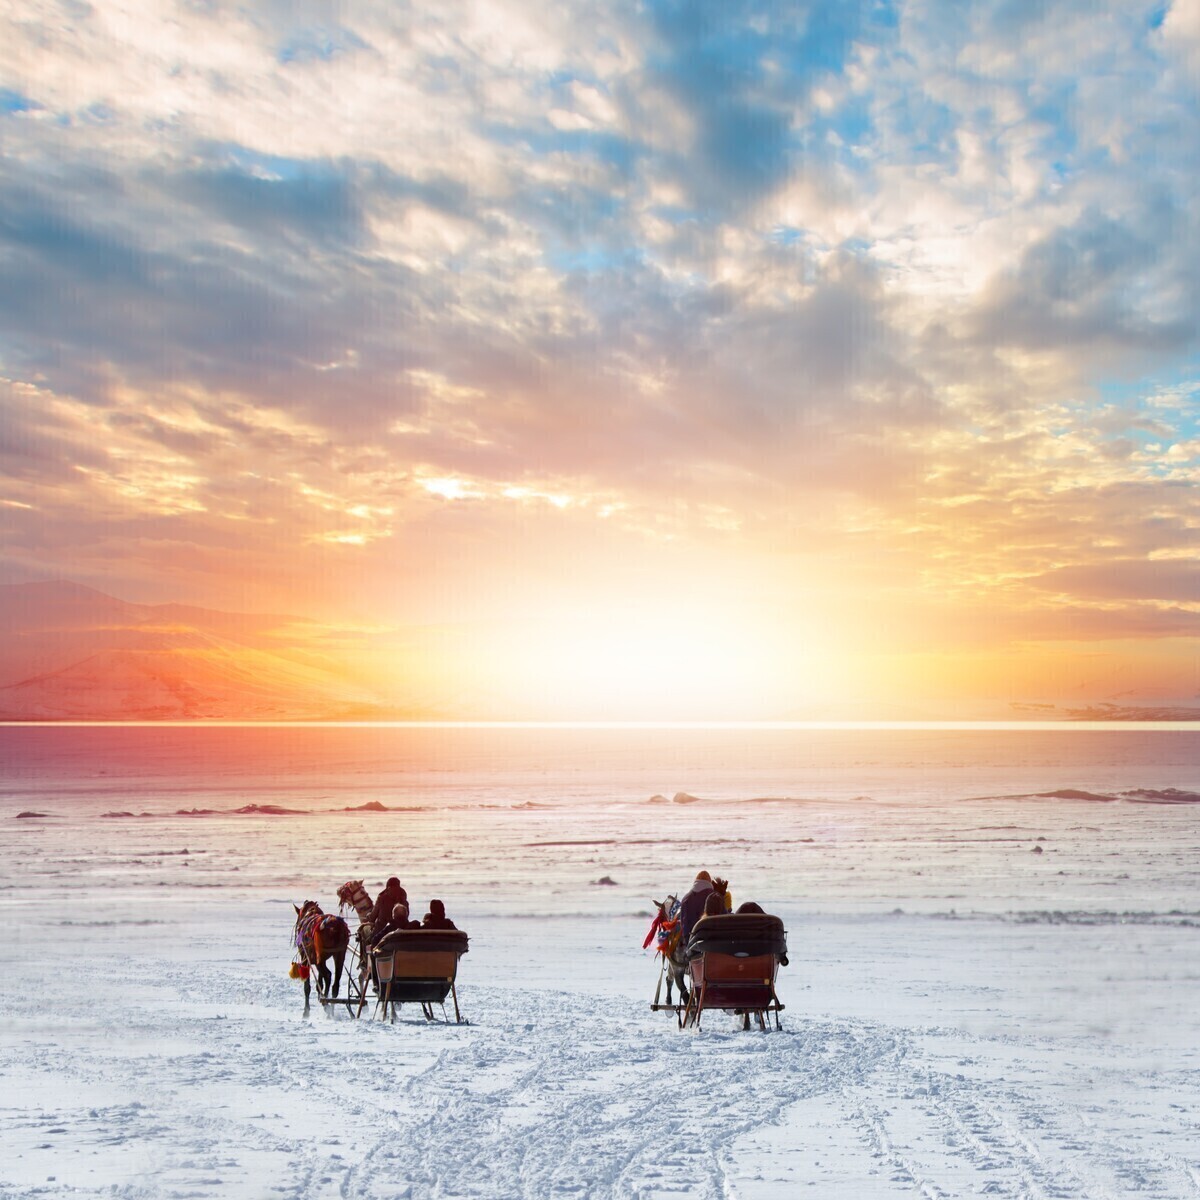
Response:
1,724,1199,1199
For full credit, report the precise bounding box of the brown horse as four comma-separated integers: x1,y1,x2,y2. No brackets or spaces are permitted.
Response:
293,900,350,1013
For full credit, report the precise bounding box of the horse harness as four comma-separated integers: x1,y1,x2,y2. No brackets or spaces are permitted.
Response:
295,906,341,964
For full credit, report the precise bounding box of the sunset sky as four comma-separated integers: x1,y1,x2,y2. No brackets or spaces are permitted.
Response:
2,0,1199,718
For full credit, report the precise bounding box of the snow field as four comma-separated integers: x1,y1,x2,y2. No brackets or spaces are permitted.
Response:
3,904,1200,1199
4,726,1200,1199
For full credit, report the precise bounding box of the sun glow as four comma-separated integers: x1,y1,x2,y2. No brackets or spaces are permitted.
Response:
395,593,849,721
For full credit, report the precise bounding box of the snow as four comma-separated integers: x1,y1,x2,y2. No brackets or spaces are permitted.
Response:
5,909,1200,1199
1,725,1200,1198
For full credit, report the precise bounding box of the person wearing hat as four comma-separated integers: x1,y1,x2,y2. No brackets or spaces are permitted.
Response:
371,901,420,947
678,870,715,942
368,876,408,931
421,899,457,930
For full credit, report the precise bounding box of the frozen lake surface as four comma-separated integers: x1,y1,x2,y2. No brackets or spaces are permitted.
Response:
2,724,1199,1198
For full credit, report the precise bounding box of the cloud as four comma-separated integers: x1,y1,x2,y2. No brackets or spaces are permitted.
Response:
636,0,874,215
1030,559,1200,604
970,204,1194,356
1,0,1199,712
1160,0,1200,71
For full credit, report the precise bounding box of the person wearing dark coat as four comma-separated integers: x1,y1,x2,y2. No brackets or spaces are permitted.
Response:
678,871,715,942
369,877,407,930
421,899,457,930
371,902,420,948
685,891,734,957
368,902,420,987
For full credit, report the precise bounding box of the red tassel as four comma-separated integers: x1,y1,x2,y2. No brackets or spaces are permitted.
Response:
643,913,662,949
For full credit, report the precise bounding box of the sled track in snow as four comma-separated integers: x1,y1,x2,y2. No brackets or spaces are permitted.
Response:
4,960,1200,1199
322,991,897,1199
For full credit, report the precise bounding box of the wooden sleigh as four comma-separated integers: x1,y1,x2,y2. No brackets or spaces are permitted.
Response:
363,929,469,1023
679,913,788,1030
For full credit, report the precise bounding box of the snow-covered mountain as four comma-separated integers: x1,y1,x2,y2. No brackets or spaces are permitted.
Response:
0,581,395,720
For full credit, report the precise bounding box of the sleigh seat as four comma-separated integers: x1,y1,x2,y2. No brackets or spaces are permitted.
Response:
366,929,469,1023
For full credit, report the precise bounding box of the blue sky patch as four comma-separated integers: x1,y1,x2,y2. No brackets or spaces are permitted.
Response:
0,88,36,115
277,25,366,66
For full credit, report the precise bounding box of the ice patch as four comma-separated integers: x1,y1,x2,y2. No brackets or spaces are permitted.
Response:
1123,787,1200,804
232,803,306,815
1005,909,1200,927
1035,788,1117,802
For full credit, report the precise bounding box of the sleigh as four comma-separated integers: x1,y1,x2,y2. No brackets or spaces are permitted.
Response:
681,913,787,1030
363,929,469,1023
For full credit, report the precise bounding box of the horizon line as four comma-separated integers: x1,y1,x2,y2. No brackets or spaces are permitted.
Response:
2,719,1200,732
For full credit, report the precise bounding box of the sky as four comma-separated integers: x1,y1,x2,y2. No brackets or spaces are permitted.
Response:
1,0,1199,719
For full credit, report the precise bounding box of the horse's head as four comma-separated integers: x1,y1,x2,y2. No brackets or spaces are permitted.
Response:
294,900,321,926
335,881,361,907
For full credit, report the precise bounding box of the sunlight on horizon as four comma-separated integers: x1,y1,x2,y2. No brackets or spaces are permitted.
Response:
6,720,1199,732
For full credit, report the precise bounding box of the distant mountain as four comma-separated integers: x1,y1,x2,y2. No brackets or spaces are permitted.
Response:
0,581,398,720
1011,699,1200,722
1063,703,1200,722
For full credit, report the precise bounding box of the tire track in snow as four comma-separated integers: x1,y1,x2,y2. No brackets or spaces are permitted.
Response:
306,986,899,1199
8,952,1200,1199
825,1030,1200,1200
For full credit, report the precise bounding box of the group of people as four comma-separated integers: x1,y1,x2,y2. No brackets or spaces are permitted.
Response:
367,876,457,950
677,869,770,931
677,869,765,937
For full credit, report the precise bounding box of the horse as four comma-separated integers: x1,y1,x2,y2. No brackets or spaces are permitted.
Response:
336,880,374,928
336,880,377,982
293,900,350,1013
647,895,689,1008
